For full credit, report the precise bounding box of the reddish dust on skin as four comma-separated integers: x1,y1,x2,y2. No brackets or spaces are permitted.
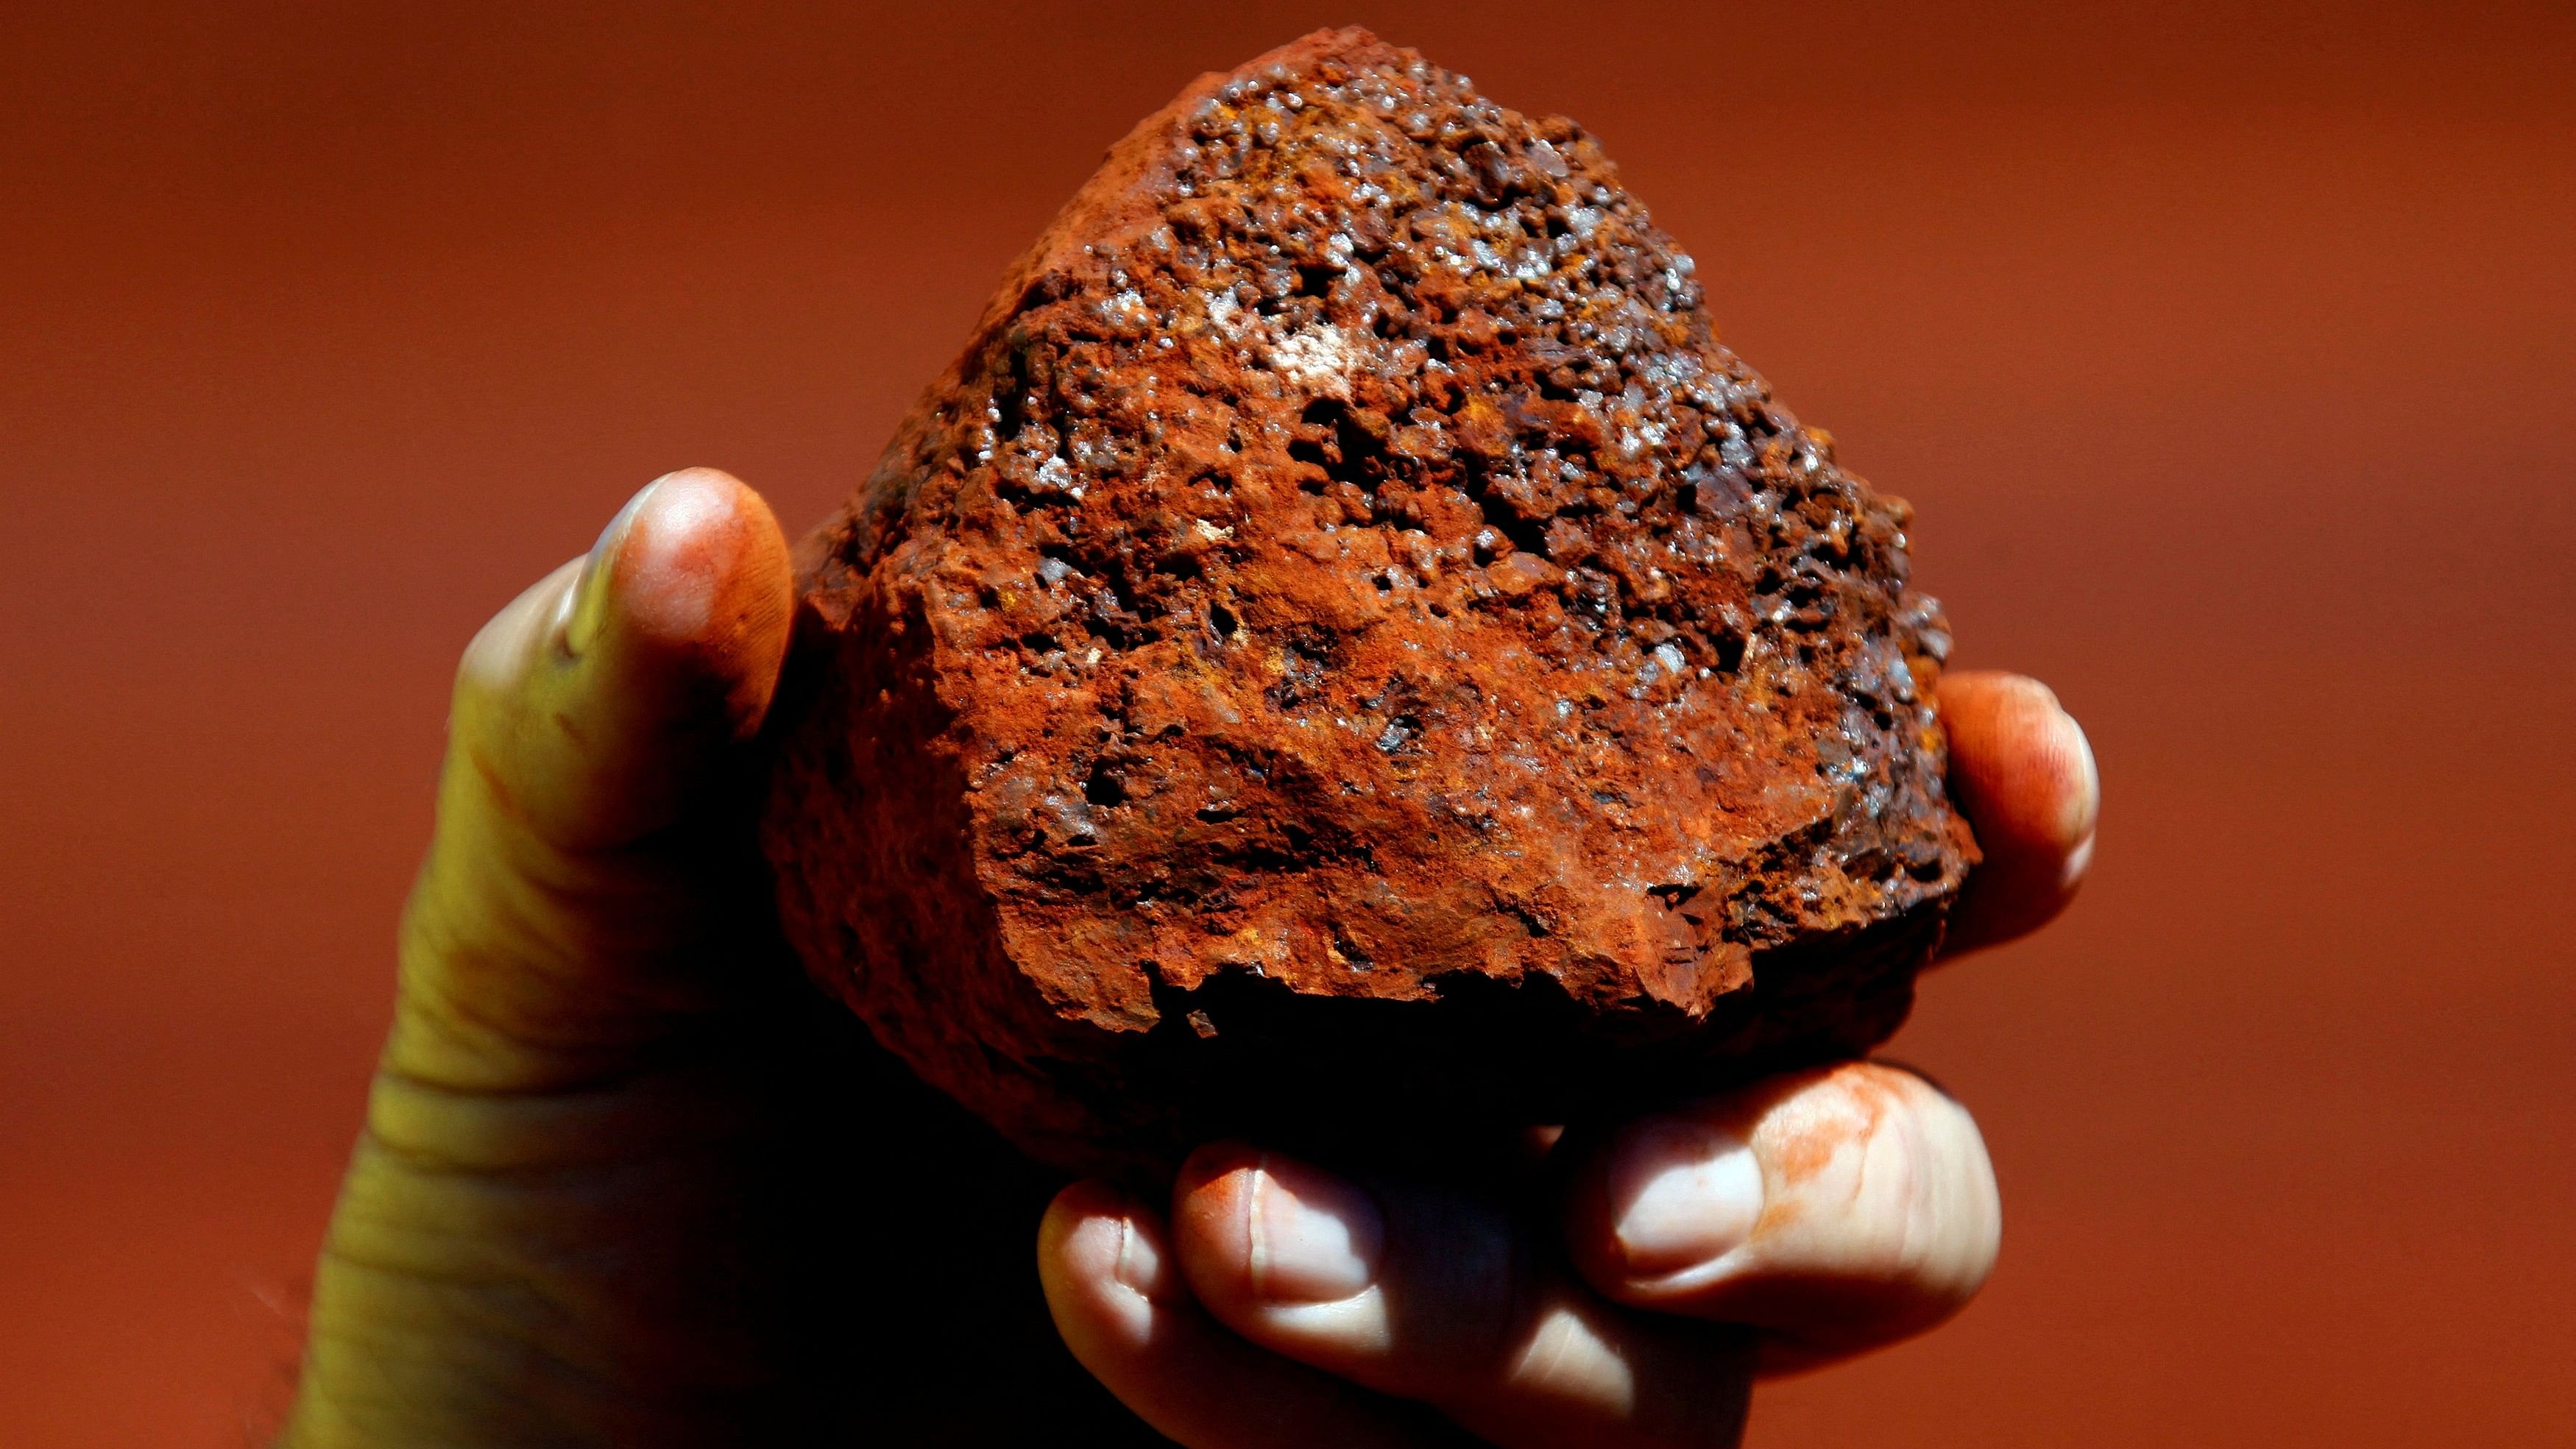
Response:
1761,1063,1903,1193
704,497,796,736
616,470,796,737
763,27,1976,1177
1933,672,2090,953
1937,673,2091,854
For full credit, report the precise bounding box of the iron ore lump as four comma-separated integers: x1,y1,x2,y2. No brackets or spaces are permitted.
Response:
764,28,1976,1177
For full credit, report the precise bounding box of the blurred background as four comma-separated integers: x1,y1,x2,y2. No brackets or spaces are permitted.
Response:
5,1,2572,1442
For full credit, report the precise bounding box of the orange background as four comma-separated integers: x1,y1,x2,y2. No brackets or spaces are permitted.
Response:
5,2,2572,1442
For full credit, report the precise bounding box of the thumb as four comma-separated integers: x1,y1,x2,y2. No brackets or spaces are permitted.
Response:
386,468,795,1095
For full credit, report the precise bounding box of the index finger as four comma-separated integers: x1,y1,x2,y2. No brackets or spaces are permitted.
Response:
1935,670,2098,958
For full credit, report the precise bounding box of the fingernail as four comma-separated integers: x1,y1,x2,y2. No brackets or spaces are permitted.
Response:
2058,707,2101,845
1246,1153,1382,1303
2060,830,2098,890
562,479,662,657
1605,1116,1763,1277
1113,1212,1164,1297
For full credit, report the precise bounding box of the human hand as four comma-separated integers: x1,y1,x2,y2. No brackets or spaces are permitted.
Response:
278,471,2094,1446
1035,670,2098,1445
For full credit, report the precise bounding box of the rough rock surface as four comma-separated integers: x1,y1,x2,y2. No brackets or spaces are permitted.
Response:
764,27,1977,1177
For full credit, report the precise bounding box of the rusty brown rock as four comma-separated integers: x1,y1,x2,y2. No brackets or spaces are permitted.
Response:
762,27,1976,1177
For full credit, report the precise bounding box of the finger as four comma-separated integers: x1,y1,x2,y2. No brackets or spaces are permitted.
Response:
1563,1062,2000,1375
1170,1147,1755,1448
1936,670,2099,957
455,466,794,847
1039,1182,1475,1449
389,468,795,1094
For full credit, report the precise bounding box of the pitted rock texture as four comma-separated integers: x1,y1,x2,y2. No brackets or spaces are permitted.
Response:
765,27,1977,1177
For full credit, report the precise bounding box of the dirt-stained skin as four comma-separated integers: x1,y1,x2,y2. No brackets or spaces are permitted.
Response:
1759,1062,1905,1194
764,28,1975,1177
